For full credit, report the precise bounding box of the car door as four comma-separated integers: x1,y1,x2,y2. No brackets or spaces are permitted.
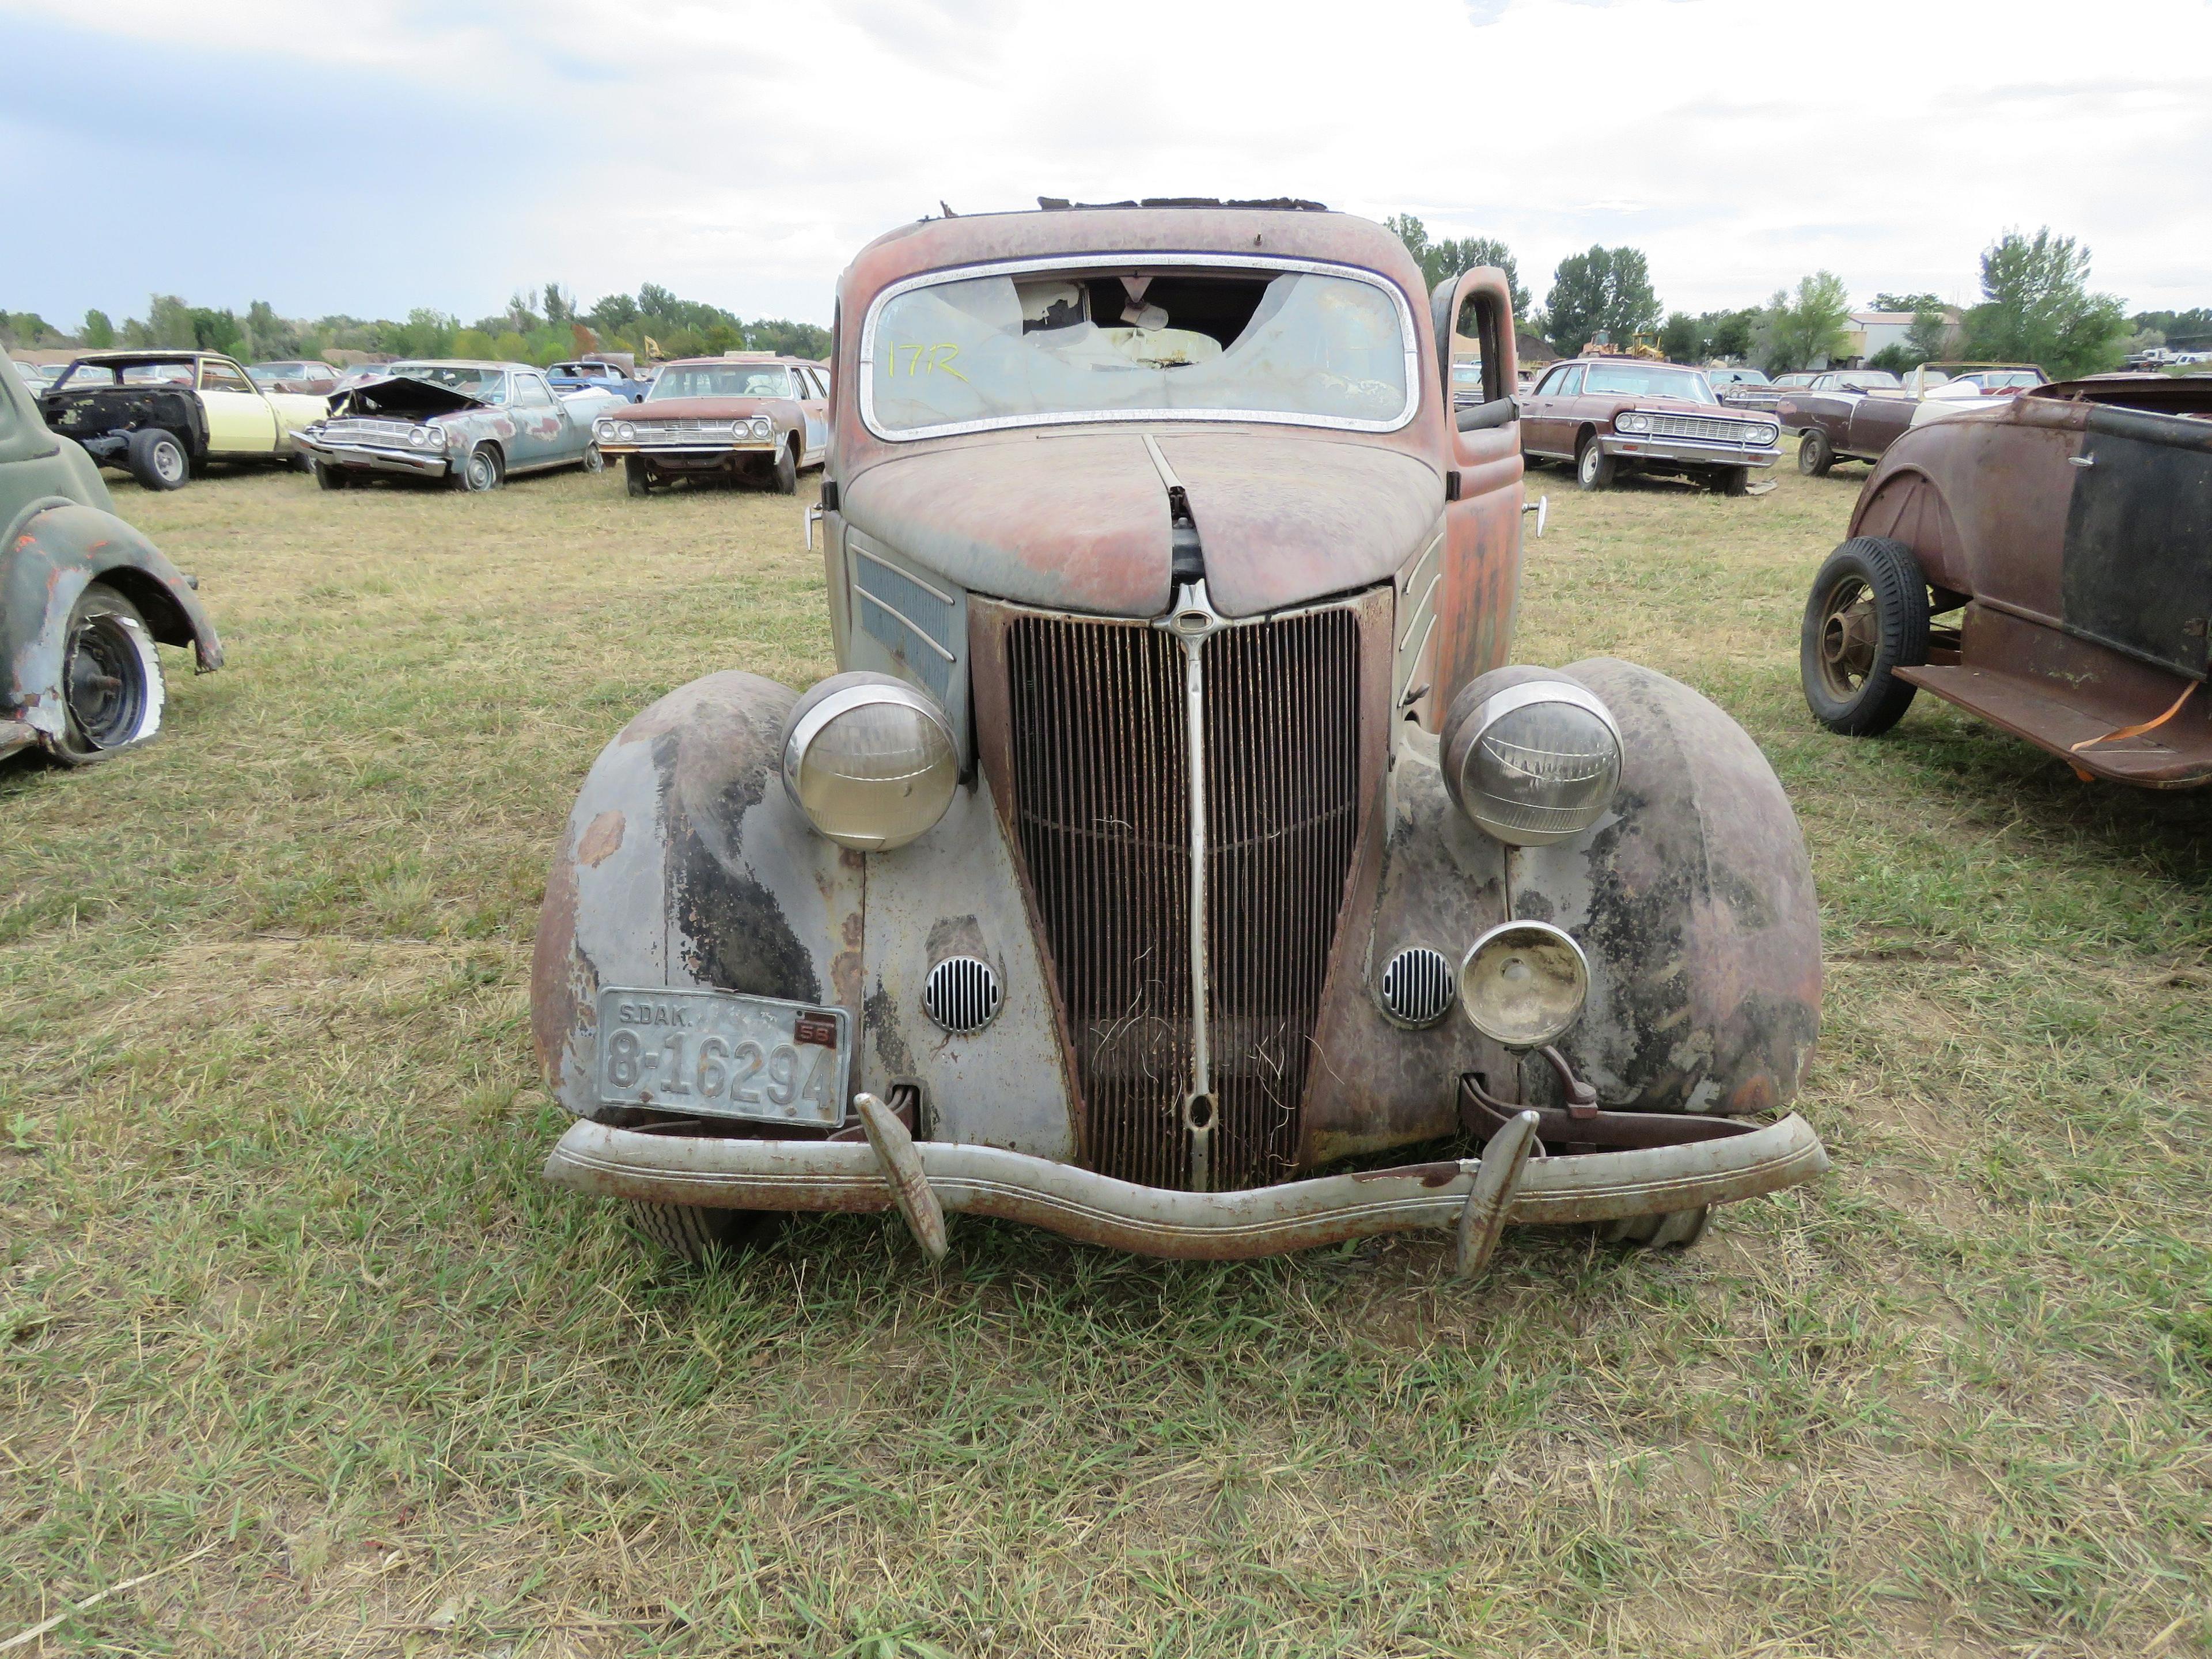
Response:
794,367,830,464
507,372,569,468
1541,364,1587,457
1521,365,1570,457
198,357,278,453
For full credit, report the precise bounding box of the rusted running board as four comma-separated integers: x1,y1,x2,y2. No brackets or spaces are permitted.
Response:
544,1112,1828,1262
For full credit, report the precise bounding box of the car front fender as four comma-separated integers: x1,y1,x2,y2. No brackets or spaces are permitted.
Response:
2,497,223,737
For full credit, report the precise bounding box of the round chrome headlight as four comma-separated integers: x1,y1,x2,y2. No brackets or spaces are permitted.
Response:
595,419,614,439
425,423,448,448
1750,423,1778,444
1459,921,1589,1049
408,426,427,447
1616,411,1652,434
1440,671,1623,847
752,418,771,440
781,675,957,852
615,421,636,441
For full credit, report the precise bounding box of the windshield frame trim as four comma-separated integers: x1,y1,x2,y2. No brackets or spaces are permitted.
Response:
857,252,1422,443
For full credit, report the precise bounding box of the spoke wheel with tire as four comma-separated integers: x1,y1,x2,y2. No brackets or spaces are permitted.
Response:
126,427,190,491
770,440,799,495
454,444,504,492
1800,536,1930,736
1575,436,1615,491
581,442,604,475
624,456,652,497
628,1200,782,1267
1798,428,1835,476
51,583,165,765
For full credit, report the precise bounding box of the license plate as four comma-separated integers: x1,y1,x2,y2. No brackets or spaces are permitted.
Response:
595,987,850,1127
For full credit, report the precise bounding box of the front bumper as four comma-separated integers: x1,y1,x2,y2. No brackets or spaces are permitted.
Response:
544,1097,1828,1266
600,441,777,469
296,435,451,478
1598,434,1781,469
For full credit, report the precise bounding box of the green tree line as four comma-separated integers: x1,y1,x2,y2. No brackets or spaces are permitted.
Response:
0,282,830,365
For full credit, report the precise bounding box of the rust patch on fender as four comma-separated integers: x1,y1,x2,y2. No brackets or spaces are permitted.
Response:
577,810,625,868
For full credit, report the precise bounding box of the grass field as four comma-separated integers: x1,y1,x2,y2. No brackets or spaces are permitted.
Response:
3,452,2208,1658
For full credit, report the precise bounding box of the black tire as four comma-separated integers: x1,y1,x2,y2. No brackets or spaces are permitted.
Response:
624,456,652,498
1798,429,1835,476
770,440,799,495
314,462,350,491
126,427,190,491
1800,536,1930,736
50,582,164,765
1574,434,1615,491
1713,466,1751,497
628,1201,781,1267
453,444,504,492
1604,1208,1710,1249
292,447,318,475
580,442,604,475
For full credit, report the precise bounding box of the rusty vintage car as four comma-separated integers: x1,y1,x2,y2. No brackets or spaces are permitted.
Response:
1800,374,2212,785
1518,357,1781,493
531,201,1829,1274
3,351,222,765
592,354,829,497
295,361,615,491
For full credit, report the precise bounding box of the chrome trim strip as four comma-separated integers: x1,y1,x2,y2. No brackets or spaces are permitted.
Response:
852,541,957,605
856,588,958,664
857,251,1422,444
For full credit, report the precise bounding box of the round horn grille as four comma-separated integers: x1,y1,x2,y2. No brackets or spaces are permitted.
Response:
923,955,1003,1035
1379,946,1455,1028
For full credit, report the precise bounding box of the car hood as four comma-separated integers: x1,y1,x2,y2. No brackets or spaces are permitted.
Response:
628,397,793,419
840,428,1442,619
331,376,488,417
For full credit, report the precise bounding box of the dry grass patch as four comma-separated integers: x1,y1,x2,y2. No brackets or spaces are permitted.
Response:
3,455,2208,1656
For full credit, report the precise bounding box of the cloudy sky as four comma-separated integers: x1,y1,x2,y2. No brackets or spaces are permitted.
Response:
7,0,2208,332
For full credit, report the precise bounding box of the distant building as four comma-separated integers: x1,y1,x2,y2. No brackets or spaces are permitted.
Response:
1839,308,1961,368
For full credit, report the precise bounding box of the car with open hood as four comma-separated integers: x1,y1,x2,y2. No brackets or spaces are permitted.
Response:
294,360,612,491
592,353,828,495
1801,372,2212,786
1518,355,1782,493
37,349,330,490
2,343,222,766
531,200,1829,1276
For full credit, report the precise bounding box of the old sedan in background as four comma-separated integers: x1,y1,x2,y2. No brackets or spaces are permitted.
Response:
592,353,827,496
39,350,329,490
548,358,653,402
247,361,341,395
531,200,1828,1277
1520,357,1781,493
2,349,222,766
1800,373,2211,786
294,361,612,491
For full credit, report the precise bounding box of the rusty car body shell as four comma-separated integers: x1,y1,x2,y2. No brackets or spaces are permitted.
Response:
531,204,1828,1263
1518,357,1782,482
39,349,329,479
1,362,221,759
1777,372,1920,467
590,354,827,486
294,361,608,486
1845,376,2212,785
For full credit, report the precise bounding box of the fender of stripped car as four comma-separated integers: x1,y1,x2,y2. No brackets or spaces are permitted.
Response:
1509,657,1823,1117
531,670,1083,1161
2,496,224,739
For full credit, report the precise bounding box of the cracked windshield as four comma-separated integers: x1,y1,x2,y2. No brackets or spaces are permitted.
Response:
867,267,1411,435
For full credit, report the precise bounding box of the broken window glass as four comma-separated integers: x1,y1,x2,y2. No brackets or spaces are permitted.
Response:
865,267,1412,437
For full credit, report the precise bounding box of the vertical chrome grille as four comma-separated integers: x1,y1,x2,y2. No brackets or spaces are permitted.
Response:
1002,605,1362,1190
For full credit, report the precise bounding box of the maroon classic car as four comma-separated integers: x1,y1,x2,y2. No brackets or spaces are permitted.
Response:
592,354,828,496
1518,357,1781,493
527,200,1828,1277
1801,374,2212,786
1778,370,1914,475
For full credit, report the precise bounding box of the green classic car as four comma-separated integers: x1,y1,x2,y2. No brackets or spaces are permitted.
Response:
1,347,222,766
